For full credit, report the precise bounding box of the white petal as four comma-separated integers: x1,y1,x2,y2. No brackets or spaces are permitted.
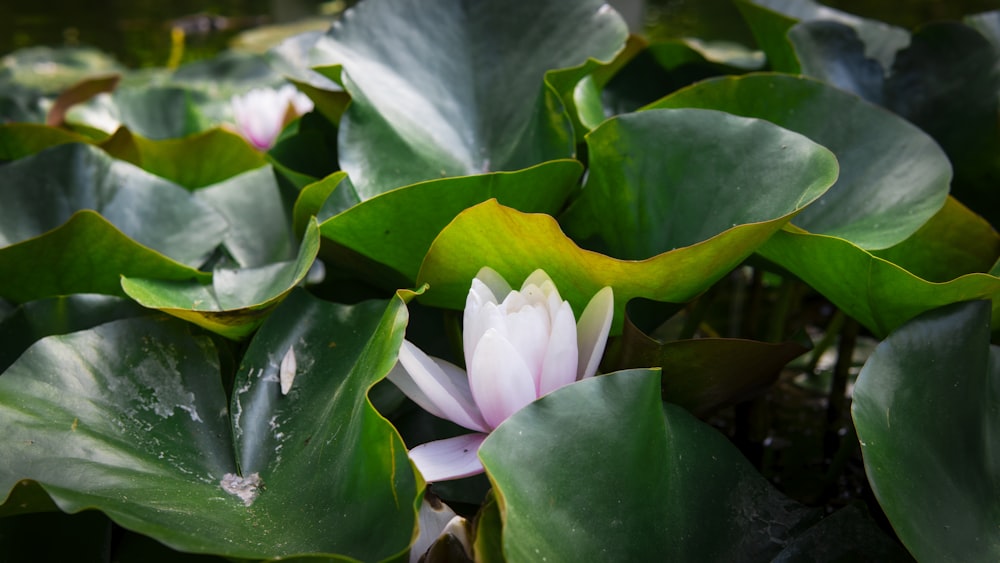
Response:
473,266,512,302
463,300,506,372
279,346,296,395
469,329,539,428
501,303,551,383
412,497,459,563
538,300,579,395
409,433,488,482
521,269,555,293
577,286,614,379
389,341,489,432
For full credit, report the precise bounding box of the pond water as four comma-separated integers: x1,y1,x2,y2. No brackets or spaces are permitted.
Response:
2,0,999,68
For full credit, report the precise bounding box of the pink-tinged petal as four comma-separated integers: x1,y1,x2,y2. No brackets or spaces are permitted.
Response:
390,341,489,432
463,300,506,372
538,300,579,395
409,433,488,482
469,329,538,428
501,303,551,382
577,286,614,379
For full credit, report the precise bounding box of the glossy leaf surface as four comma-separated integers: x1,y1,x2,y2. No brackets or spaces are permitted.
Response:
651,74,951,250
481,370,816,561
311,0,627,195
0,290,417,560
852,300,1000,562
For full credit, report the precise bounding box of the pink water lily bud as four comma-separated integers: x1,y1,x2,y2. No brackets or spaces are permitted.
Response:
230,84,313,150
388,267,614,482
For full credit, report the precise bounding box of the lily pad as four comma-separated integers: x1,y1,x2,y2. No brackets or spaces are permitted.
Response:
480,370,817,561
852,300,1000,562
310,0,627,196
649,74,951,250
120,221,320,340
0,290,418,560
116,128,267,189
419,197,829,334
610,313,808,415
562,108,836,260
0,142,226,267
757,227,1000,338
310,160,582,285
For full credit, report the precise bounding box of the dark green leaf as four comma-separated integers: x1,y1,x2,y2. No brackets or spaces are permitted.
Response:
650,74,951,250
480,370,817,561
0,290,418,560
852,300,1000,562
120,221,319,340
311,0,627,195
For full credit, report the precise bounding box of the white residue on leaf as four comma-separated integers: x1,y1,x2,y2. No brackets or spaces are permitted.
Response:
220,472,262,507
279,346,297,395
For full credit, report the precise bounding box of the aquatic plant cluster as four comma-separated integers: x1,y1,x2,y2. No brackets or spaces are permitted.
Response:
0,0,998,560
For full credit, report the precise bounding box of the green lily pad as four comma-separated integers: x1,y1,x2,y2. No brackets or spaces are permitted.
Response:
116,128,267,189
0,294,149,373
0,211,211,303
0,290,418,560
309,160,582,285
852,300,1000,562
787,20,885,103
562,108,836,260
872,196,1000,282
194,166,296,268
0,123,94,161
120,221,319,340
112,85,212,140
310,0,627,196
418,196,823,334
0,46,125,94
610,313,808,415
884,22,1000,228
735,0,909,72
0,142,226,267
757,227,1000,338
480,370,817,560
650,74,951,250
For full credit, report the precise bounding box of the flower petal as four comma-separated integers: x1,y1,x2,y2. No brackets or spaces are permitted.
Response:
577,286,614,379
409,433,488,482
473,266,512,302
389,341,489,432
538,300,579,395
464,299,506,373
501,303,551,382
469,329,538,428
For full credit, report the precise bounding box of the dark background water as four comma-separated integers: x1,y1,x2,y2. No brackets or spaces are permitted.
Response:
2,0,1000,68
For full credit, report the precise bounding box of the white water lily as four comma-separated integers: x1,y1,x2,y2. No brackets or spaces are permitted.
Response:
230,84,313,150
388,267,614,482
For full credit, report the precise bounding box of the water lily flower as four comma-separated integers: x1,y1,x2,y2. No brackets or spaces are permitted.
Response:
230,84,313,150
388,267,614,482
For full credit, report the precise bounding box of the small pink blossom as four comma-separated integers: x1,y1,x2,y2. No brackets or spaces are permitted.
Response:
230,84,313,150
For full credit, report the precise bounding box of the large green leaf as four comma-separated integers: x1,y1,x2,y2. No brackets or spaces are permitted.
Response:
310,0,627,196
418,197,833,333
872,196,1000,282
480,370,817,560
0,290,418,560
194,166,296,269
0,123,93,161
0,294,149,373
610,314,807,415
111,85,213,140
120,128,267,189
852,300,1000,562
311,160,582,285
650,74,951,250
884,22,1000,227
120,221,319,340
758,228,1000,338
0,142,226,267
0,211,211,303
787,20,885,103
736,0,909,72
561,107,836,256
